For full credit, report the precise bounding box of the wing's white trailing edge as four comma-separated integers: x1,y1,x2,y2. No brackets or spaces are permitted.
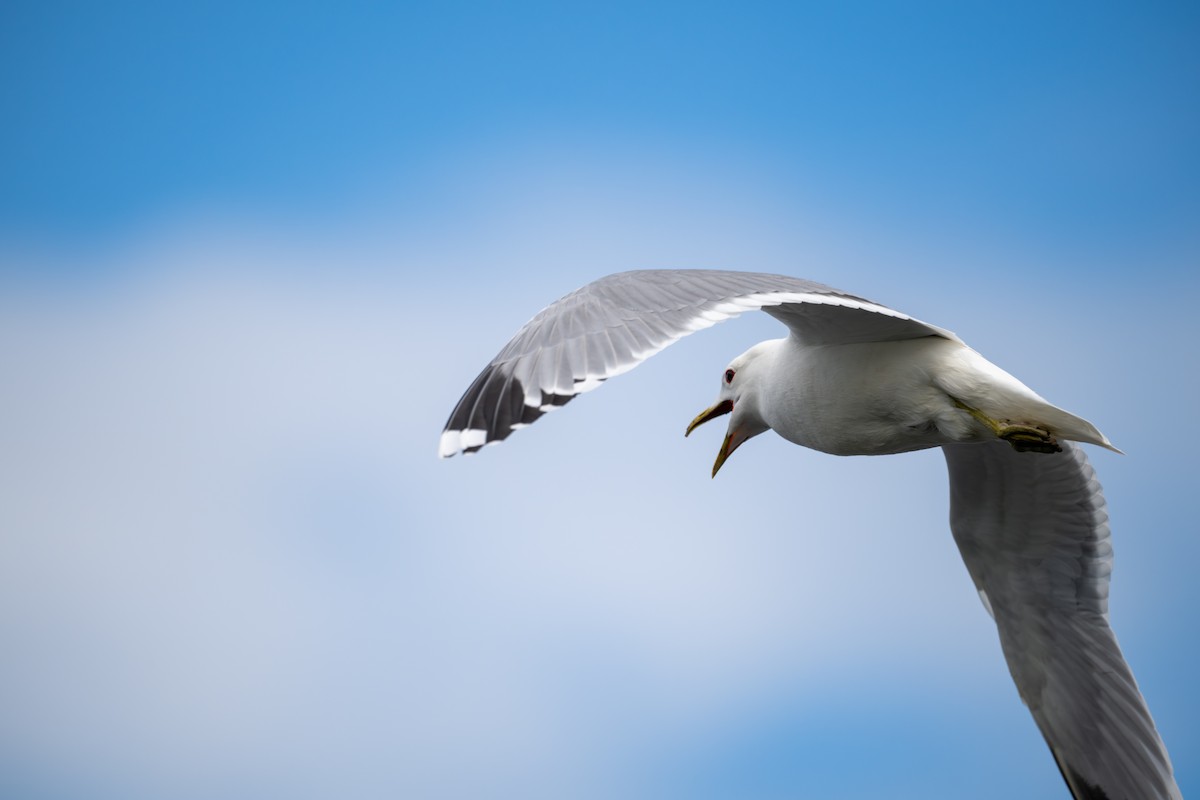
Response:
440,269,956,457
944,441,1181,800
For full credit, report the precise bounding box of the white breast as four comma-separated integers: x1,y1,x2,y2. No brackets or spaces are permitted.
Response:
760,336,981,456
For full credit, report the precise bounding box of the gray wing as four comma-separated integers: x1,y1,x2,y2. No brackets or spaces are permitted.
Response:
943,441,1180,800
441,269,958,457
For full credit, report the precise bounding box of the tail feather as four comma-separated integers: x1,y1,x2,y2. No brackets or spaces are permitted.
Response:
1037,403,1122,454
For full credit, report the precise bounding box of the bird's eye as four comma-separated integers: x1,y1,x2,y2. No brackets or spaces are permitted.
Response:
724,369,735,384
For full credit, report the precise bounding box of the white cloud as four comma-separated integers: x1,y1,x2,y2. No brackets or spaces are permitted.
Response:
0,155,1194,798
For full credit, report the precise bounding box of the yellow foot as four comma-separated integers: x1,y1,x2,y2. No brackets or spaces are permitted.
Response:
997,423,1062,454
951,398,1062,454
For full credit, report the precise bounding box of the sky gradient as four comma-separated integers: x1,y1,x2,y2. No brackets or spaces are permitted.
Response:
1,2,1197,798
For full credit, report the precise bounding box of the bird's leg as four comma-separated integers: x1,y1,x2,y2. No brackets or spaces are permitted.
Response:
951,398,1062,454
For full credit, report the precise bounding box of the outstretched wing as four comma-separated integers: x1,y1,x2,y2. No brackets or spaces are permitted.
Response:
440,269,958,457
943,441,1180,800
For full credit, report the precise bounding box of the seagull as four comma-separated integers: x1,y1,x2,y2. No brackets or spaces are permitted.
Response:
439,269,1180,799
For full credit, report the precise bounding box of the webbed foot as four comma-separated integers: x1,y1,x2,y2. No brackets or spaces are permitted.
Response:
951,397,1062,454
997,423,1062,453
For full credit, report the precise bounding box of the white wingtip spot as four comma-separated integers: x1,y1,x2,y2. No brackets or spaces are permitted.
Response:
439,428,488,458
977,588,995,619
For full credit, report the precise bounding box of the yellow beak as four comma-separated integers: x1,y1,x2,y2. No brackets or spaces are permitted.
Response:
710,432,739,478
685,399,733,437
685,399,736,478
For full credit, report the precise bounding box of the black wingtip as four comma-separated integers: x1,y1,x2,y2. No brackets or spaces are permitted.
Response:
1051,748,1111,800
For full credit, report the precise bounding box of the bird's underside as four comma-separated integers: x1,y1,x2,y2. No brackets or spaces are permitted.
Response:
440,269,1180,799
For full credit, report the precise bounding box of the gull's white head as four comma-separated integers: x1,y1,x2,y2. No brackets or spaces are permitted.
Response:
685,340,777,477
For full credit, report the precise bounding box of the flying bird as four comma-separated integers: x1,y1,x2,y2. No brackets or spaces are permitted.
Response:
439,269,1180,799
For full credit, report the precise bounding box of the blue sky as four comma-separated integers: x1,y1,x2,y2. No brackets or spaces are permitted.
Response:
1,2,1197,799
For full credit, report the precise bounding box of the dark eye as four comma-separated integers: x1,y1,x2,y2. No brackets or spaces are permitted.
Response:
724,369,735,384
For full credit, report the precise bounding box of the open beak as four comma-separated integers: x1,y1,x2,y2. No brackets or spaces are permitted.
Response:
686,399,733,437
685,399,739,478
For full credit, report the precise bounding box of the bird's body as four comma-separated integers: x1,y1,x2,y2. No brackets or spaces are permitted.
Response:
727,335,1113,457
440,269,1180,799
